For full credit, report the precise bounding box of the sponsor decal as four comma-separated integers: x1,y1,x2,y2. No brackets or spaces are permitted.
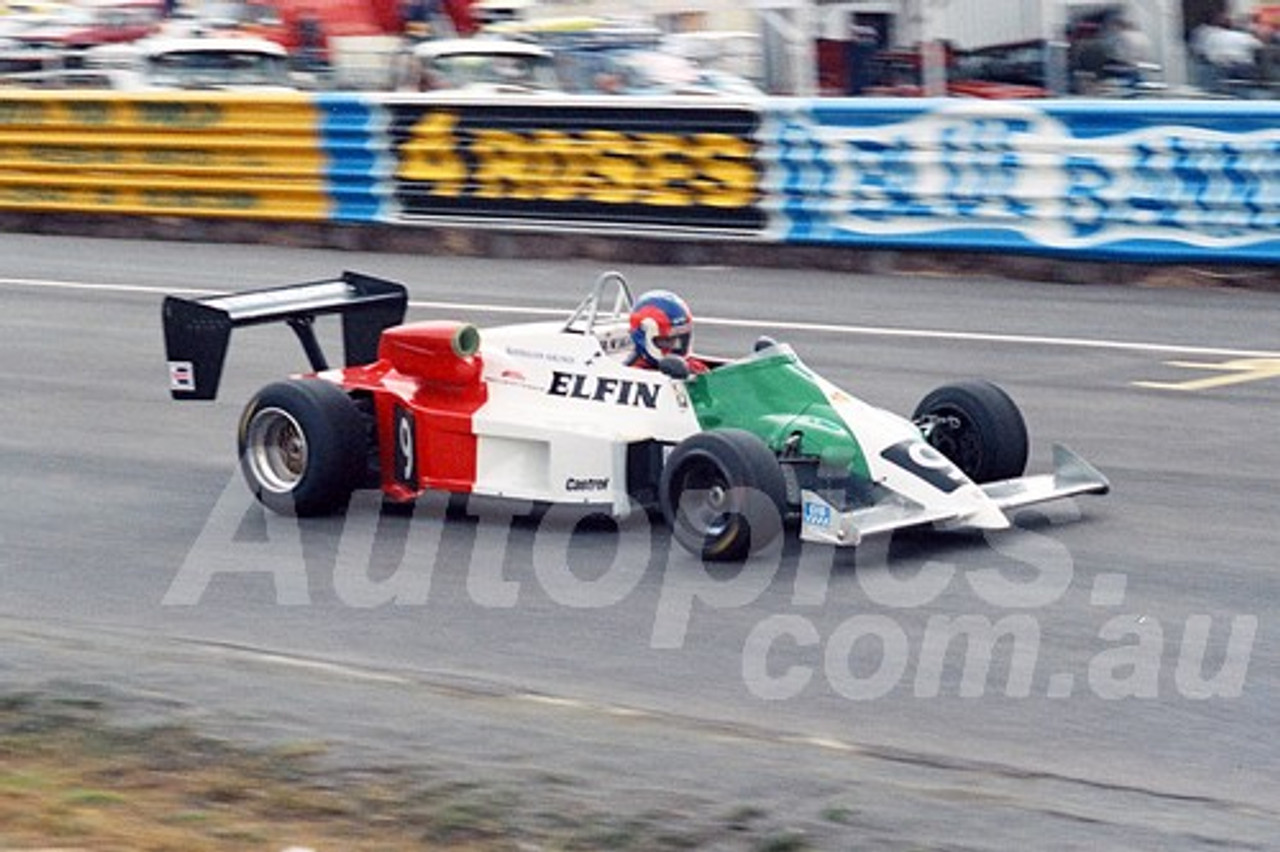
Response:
547,371,660,409
168,360,195,392
505,345,576,365
882,440,965,493
566,477,610,492
803,500,832,528
489,366,538,389
393,405,418,489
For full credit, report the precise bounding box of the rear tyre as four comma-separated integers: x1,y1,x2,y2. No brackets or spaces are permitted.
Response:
238,379,367,516
660,429,787,562
913,380,1028,483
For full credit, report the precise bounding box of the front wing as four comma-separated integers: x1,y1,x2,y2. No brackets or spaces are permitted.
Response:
800,444,1110,547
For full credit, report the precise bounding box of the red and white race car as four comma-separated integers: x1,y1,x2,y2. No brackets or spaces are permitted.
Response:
163,270,1108,560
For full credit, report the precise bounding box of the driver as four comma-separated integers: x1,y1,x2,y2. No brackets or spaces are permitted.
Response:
626,289,708,374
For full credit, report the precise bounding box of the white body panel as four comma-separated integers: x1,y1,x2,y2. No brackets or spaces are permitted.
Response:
808,373,1012,541
470,321,700,512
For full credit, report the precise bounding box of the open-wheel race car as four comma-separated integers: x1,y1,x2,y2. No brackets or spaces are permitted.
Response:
163,270,1108,561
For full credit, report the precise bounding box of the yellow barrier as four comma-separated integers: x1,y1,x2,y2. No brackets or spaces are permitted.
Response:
0,92,329,220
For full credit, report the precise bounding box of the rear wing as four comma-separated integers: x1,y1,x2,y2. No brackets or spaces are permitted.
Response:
162,271,408,401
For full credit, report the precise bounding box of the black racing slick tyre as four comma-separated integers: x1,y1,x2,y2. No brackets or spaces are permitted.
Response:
913,380,1028,483
237,379,367,517
660,429,788,562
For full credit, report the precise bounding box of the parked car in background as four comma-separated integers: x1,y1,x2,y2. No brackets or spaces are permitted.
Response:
560,45,762,96
85,34,296,90
861,44,1051,98
953,39,1050,89
0,43,61,76
400,37,561,93
143,35,294,89
662,29,764,89
0,65,143,88
486,16,762,97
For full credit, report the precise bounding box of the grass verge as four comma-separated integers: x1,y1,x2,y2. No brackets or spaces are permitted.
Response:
0,691,508,850
0,691,812,851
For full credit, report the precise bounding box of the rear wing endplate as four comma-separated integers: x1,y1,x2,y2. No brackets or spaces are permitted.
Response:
162,271,408,400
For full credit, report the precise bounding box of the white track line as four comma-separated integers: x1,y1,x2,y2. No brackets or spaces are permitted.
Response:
4,276,1278,360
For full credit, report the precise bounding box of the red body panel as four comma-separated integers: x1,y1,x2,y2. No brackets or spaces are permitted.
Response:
374,385,486,499
335,324,487,502
379,321,482,385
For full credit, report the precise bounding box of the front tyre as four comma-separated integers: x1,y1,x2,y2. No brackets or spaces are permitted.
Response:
660,429,788,562
913,380,1028,483
238,379,367,516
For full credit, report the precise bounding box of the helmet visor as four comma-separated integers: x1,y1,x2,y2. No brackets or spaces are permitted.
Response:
653,330,691,356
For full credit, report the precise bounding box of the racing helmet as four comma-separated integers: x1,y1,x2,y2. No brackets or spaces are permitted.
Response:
629,289,694,367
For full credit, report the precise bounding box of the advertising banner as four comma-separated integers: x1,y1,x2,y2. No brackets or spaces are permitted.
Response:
383,100,765,233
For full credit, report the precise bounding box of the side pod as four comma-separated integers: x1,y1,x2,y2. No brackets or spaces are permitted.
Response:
162,271,408,401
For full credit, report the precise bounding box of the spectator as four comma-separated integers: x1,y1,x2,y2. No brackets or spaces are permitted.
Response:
845,23,878,95
403,0,446,42
1068,20,1111,93
1113,17,1153,65
294,11,329,74
1188,16,1226,90
403,0,431,42
1107,16,1154,87
1200,13,1263,94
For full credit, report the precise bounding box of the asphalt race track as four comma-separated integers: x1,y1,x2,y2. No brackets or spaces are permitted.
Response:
2,232,1278,849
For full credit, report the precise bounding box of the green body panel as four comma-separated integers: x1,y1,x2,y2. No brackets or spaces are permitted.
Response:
687,348,871,479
